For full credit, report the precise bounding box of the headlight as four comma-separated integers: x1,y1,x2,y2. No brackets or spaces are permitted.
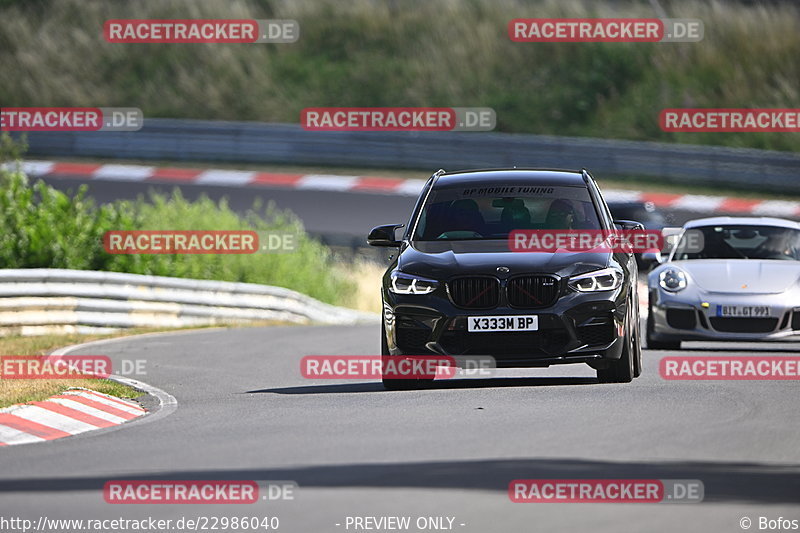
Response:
568,267,623,292
658,268,687,292
389,272,439,295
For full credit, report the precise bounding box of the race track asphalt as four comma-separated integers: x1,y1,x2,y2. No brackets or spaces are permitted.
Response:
1,324,798,532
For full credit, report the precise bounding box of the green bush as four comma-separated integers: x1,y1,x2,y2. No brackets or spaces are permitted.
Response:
0,165,354,305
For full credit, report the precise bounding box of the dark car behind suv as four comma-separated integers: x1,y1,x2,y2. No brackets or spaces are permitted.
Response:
607,200,667,270
368,168,643,389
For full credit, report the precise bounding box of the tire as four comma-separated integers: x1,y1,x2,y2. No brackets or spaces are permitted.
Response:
597,299,636,383
633,288,643,378
381,321,404,390
646,301,681,350
632,317,643,378
381,368,413,390
381,321,430,391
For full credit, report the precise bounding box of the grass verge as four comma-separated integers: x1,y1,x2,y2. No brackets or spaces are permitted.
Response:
0,331,148,408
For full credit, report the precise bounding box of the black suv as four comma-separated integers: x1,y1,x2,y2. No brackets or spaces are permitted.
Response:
368,168,643,389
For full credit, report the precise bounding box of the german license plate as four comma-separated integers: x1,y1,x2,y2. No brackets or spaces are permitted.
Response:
715,305,771,317
467,315,538,332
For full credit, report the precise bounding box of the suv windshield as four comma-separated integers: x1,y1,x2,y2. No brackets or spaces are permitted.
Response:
672,225,800,261
412,185,601,241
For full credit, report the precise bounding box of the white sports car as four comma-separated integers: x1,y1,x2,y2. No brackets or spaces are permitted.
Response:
646,217,800,349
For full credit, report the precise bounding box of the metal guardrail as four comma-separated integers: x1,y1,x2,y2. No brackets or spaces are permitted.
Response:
0,269,377,336
18,118,800,193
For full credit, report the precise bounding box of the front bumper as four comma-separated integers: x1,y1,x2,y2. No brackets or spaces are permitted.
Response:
383,287,629,368
649,288,800,342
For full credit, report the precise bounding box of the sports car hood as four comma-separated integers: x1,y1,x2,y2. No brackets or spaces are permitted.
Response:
399,240,611,279
674,260,800,294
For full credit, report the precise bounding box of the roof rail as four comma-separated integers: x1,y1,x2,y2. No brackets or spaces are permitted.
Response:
430,168,446,185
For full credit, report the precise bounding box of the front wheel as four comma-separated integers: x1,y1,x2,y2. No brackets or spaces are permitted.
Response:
597,303,636,384
646,301,681,350
380,321,431,390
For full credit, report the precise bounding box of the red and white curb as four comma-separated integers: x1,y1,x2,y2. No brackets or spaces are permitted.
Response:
0,388,145,446
5,160,799,217
0,331,181,447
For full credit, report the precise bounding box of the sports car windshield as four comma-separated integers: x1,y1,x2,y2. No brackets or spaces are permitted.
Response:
672,225,800,261
412,185,601,241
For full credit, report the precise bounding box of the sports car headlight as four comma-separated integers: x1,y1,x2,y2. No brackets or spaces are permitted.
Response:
568,267,623,292
389,272,439,295
659,268,687,292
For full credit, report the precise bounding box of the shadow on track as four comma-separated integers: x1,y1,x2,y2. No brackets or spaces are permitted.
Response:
0,458,797,505
247,376,599,395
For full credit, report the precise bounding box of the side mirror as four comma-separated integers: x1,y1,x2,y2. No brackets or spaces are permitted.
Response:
367,224,404,247
613,219,645,231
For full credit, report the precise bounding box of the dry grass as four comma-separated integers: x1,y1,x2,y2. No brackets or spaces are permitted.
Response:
338,259,386,314
0,331,147,408
0,378,137,410
1,0,798,151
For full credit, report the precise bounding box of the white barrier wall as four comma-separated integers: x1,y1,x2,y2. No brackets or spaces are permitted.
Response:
0,269,377,336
